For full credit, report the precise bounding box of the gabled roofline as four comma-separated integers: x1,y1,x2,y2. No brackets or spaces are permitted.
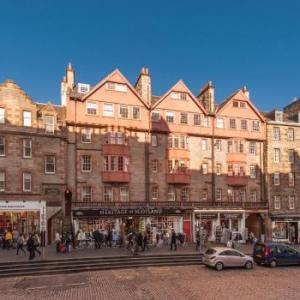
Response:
216,88,266,122
151,80,207,114
81,69,149,108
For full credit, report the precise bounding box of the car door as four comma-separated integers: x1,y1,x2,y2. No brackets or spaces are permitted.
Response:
286,247,299,265
228,250,245,267
219,250,235,267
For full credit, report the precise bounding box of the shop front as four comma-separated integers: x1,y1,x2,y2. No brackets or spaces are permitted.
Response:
271,214,300,244
0,201,47,237
72,207,186,245
193,210,246,244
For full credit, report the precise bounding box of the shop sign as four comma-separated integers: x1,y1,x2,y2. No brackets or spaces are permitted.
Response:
0,201,46,211
220,213,242,219
195,213,218,220
271,214,300,221
73,207,183,218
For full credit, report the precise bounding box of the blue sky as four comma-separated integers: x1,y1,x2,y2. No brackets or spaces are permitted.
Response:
0,0,299,111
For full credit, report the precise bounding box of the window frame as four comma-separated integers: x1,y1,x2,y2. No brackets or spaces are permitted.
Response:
166,111,175,123
82,186,92,202
132,106,141,120
273,173,280,186
23,139,32,158
23,172,32,192
86,101,97,115
103,103,114,117
104,186,113,202
81,128,92,143
274,196,281,210
0,171,5,191
120,186,129,202
0,107,5,124
0,136,5,156
180,112,188,125
81,155,92,172
45,155,56,174
23,111,32,127
119,105,129,119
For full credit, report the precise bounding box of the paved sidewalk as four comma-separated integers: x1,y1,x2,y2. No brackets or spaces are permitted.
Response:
1,243,299,263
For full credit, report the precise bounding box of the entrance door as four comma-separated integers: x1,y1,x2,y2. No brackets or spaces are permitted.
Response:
183,220,191,242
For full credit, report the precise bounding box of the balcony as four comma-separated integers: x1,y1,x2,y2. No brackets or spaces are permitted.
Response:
226,152,247,163
227,173,248,186
102,171,130,183
167,148,190,160
102,144,130,156
166,170,191,184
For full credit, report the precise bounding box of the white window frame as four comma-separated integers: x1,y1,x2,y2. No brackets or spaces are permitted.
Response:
229,118,236,129
151,111,160,121
252,120,260,131
287,128,294,141
241,119,248,130
151,185,159,200
250,190,257,202
216,118,224,129
273,173,280,186
167,186,176,201
171,92,186,100
288,149,295,163
166,111,175,123
215,139,222,151
193,113,201,126
289,195,295,210
273,127,280,141
81,155,92,172
23,172,32,192
274,148,280,162
201,139,208,151
180,112,188,125
288,172,295,186
132,106,141,120
82,186,92,202
104,186,113,202
216,189,222,201
151,135,158,147
203,116,209,128
45,155,56,174
0,108,5,124
119,105,129,119
23,111,32,127
23,139,32,158
81,128,92,143
202,163,208,175
103,103,114,117
249,165,256,179
0,136,5,156
201,189,208,201
181,187,189,201
120,187,129,202
0,171,5,191
151,160,158,173
44,115,55,133
106,82,127,92
274,196,281,210
86,102,97,115
216,163,222,175
249,142,256,155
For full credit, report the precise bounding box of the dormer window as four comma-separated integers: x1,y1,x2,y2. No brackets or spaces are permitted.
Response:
23,111,32,127
45,115,55,133
233,101,246,108
171,92,187,100
275,110,283,122
106,82,127,92
77,83,90,94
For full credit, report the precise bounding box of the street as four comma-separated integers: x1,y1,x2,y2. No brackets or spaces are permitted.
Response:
1,265,300,300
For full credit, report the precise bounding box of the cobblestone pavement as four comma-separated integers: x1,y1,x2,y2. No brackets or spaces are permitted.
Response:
1,265,300,300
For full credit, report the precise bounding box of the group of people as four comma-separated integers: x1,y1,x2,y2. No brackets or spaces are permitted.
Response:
126,230,150,254
0,229,42,260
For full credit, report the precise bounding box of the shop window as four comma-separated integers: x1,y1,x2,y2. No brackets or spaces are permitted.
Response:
45,155,56,174
289,196,295,210
151,185,159,200
201,189,208,201
250,190,257,202
104,186,113,202
82,186,92,202
120,105,129,119
23,172,32,192
288,149,295,163
0,108,5,124
151,135,158,147
81,155,91,172
273,127,280,141
288,173,295,186
0,171,5,191
0,137,5,156
216,117,224,129
151,111,160,121
166,111,175,123
287,128,294,141
44,115,55,133
216,189,222,201
151,160,158,173
215,139,222,151
241,119,247,130
180,112,188,125
273,148,280,162
167,186,176,201
103,103,114,117
273,173,280,185
229,119,236,129
86,102,97,115
23,111,32,127
23,139,32,158
81,128,92,143
203,116,209,128
249,165,256,179
132,106,140,120
249,142,257,155
201,139,208,151
120,187,129,202
202,163,208,175
194,113,201,126
274,196,281,210
181,187,189,201
252,121,260,131
216,163,222,175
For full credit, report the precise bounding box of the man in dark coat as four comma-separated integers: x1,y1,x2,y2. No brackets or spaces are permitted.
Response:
26,234,35,260
170,229,177,251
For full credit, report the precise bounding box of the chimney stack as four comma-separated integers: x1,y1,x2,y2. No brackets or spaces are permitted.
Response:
61,63,75,106
135,67,152,106
198,81,215,113
242,86,250,99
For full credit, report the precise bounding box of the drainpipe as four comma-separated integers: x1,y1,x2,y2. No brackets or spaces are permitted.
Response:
211,114,216,202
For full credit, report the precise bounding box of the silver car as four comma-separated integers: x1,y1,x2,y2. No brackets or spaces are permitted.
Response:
203,247,254,271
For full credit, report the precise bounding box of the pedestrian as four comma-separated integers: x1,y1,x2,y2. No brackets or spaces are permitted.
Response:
4,230,13,250
170,229,177,251
33,233,41,256
26,234,36,260
143,232,149,251
65,232,72,253
195,230,201,251
137,232,143,252
55,232,61,252
16,233,26,255
107,228,113,248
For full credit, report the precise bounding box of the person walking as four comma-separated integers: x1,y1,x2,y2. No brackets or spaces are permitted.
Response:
16,233,26,255
143,231,149,251
4,230,13,250
137,232,143,252
33,233,41,256
55,232,61,252
26,234,36,260
107,228,113,248
195,230,201,251
170,229,177,251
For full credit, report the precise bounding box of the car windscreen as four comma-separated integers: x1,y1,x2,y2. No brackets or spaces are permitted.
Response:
205,249,216,255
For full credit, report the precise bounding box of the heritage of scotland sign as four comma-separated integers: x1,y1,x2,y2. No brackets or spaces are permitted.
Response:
73,207,183,218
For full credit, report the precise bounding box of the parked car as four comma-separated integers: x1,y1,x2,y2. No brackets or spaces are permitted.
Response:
203,247,253,271
253,242,300,267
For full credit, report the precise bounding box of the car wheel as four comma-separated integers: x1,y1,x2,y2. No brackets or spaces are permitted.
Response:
245,261,253,270
215,262,224,271
270,260,277,268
